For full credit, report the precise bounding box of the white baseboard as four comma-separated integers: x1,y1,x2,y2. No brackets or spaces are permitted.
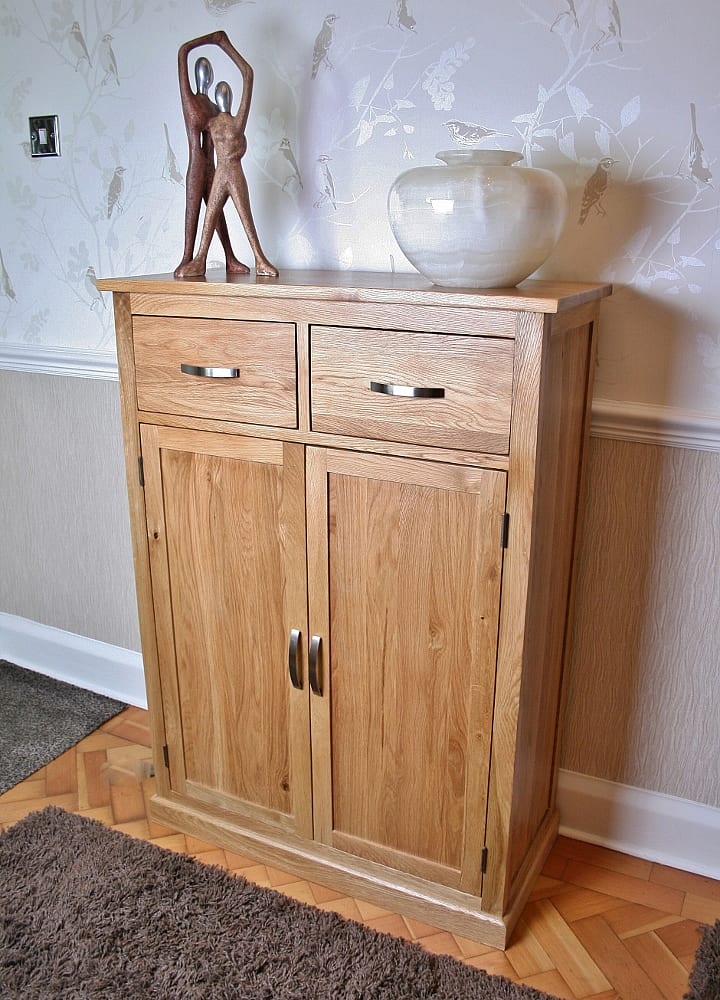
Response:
0,613,146,708
558,768,720,880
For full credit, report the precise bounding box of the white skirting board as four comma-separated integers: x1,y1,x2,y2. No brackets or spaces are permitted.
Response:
1,612,718,879
557,769,720,880
0,613,147,708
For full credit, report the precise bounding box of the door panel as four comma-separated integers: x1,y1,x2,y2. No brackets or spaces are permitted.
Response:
141,425,312,837
308,448,505,892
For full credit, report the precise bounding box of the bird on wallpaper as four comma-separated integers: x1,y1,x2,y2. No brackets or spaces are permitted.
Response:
0,248,16,300
314,154,337,209
593,0,623,52
68,21,92,70
100,33,120,86
687,103,712,185
550,0,579,32
443,120,510,146
578,157,617,224
84,266,105,310
389,0,416,31
107,166,126,218
162,123,184,184
279,138,303,190
311,14,338,79
204,0,256,10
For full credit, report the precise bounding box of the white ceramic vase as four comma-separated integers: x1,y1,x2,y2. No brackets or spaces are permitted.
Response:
387,149,568,288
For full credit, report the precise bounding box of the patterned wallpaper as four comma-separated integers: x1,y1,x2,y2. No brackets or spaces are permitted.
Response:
1,0,718,412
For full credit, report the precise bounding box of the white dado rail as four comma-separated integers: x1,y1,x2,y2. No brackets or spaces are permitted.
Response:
2,343,720,453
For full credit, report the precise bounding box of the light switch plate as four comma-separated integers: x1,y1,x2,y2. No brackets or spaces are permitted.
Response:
29,115,60,157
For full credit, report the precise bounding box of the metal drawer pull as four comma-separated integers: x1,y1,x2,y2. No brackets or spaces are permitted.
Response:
369,380,445,399
288,628,302,690
309,634,323,696
180,363,240,379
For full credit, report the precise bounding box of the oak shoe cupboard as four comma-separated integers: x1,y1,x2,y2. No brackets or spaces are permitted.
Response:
97,269,611,948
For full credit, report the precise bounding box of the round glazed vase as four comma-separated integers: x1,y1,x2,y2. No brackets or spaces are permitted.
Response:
387,149,568,288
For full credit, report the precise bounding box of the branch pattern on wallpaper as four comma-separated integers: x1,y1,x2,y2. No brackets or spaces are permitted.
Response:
1,0,719,411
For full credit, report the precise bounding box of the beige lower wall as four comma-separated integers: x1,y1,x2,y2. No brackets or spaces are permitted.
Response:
561,437,720,809
0,370,140,651
2,371,718,809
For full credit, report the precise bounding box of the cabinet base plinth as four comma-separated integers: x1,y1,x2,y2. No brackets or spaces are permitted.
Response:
151,794,520,949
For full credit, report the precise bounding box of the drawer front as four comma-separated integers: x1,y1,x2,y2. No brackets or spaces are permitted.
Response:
133,316,297,427
310,327,514,453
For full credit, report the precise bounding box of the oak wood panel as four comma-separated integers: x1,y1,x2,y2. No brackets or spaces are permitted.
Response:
133,315,297,427
128,292,518,338
307,448,506,890
140,426,312,836
506,320,594,884
482,310,547,917
135,410,511,471
311,326,514,453
95,269,612,314
111,292,169,795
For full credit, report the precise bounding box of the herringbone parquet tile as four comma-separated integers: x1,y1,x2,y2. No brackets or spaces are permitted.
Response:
1,706,717,999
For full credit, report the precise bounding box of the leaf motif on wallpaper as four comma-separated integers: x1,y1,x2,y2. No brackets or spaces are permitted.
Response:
619,95,641,130
349,76,371,111
567,84,592,121
622,225,651,263
594,127,611,157
679,256,705,268
255,108,288,160
558,132,576,160
7,178,36,210
356,120,374,147
0,248,16,301
697,334,720,371
422,37,475,112
5,77,32,130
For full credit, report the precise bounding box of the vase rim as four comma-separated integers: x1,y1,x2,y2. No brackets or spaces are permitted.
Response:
435,149,524,167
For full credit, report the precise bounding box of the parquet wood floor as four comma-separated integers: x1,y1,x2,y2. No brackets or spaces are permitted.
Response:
1,706,717,999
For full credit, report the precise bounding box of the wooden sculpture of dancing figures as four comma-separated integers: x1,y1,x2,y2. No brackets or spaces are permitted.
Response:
174,31,277,279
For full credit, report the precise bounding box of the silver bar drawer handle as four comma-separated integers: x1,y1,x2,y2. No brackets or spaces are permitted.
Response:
180,363,240,379
369,380,445,399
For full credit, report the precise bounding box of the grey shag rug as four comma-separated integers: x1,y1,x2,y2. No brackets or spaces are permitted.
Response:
685,918,720,1000
0,806,561,999
0,660,126,794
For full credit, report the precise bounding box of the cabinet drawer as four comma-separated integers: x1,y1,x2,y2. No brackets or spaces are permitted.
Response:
310,326,514,453
133,316,297,427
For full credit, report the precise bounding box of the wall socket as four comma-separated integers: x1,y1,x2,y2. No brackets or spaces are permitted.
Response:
29,115,60,157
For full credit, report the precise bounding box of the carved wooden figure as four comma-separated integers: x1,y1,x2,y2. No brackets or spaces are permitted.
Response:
175,32,277,279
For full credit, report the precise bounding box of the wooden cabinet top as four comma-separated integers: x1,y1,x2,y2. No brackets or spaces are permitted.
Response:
96,269,611,315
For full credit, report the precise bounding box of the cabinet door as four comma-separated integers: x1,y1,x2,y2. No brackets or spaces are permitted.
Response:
307,448,506,893
141,425,312,838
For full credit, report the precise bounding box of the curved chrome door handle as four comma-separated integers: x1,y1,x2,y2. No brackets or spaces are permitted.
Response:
180,363,240,379
369,380,445,399
288,628,302,690
308,635,322,696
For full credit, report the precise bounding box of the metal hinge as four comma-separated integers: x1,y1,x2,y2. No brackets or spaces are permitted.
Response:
500,512,510,549
162,744,170,769
137,455,145,487
481,846,489,874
